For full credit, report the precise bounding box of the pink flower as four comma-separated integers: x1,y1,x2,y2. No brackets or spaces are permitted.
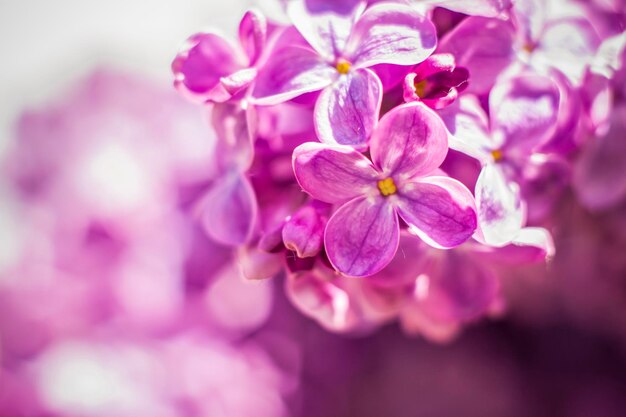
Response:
440,73,560,245
439,3,601,94
172,10,267,103
402,53,469,109
292,102,477,276
252,1,437,148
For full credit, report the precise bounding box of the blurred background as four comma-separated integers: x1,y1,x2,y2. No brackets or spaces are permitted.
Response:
0,0,251,152
1,1,626,417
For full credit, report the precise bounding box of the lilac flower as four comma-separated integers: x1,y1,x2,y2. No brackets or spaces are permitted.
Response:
439,73,560,246
512,0,601,86
292,102,477,277
252,1,437,147
439,3,601,94
172,10,267,103
282,200,331,258
402,53,469,109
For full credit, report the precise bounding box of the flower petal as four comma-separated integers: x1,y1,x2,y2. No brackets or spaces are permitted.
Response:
172,32,245,102
438,95,494,162
403,55,469,110
197,172,258,246
237,246,283,280
287,0,366,59
325,196,399,277
474,163,524,247
238,9,267,65
282,201,331,258
532,18,601,86
347,3,437,68
292,142,379,204
220,67,258,96
314,68,382,148
370,102,448,178
489,227,555,264
490,74,560,154
396,176,477,249
251,46,335,105
512,0,545,43
285,267,362,332
438,16,516,94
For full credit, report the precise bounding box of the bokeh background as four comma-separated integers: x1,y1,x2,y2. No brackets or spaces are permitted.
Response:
1,1,626,416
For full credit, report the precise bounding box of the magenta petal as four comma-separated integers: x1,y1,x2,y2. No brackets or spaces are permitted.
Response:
220,67,258,96
347,3,437,68
403,72,422,103
251,46,335,105
438,17,515,94
475,163,524,247
325,196,399,277
403,64,468,110
292,142,379,204
238,9,267,65
282,202,330,258
314,68,382,148
197,172,258,246
396,176,477,249
413,53,456,79
490,74,560,154
172,32,244,101
370,102,448,178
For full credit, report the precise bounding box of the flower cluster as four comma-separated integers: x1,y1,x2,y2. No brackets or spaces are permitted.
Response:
171,0,626,339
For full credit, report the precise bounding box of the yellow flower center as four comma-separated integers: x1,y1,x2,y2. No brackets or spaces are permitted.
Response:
523,43,536,53
414,79,428,98
377,178,397,196
336,59,351,75
491,149,503,162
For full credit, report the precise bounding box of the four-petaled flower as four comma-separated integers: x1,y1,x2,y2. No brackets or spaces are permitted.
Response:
172,10,267,103
293,102,478,277
252,1,437,148
439,73,560,246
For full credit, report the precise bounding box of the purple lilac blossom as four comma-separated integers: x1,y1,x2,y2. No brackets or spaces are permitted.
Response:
292,102,477,276
252,1,437,147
